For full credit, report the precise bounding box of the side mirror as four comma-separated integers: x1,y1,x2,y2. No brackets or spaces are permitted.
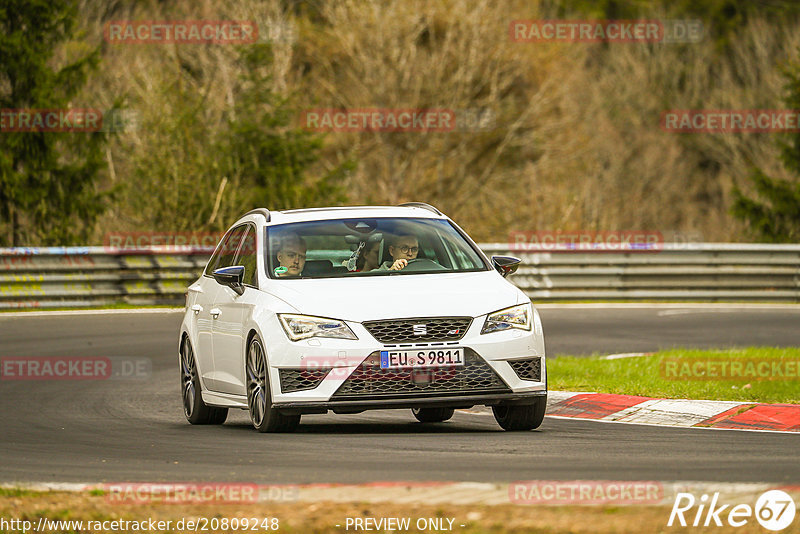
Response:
212,266,245,295
491,256,521,278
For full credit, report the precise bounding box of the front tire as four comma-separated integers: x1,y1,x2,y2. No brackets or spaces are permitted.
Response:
412,407,455,423
246,335,300,433
181,339,228,425
492,396,546,431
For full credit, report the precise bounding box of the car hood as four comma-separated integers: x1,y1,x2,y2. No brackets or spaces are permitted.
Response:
264,271,523,322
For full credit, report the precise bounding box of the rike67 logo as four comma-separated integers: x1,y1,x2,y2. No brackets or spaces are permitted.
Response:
668,490,796,531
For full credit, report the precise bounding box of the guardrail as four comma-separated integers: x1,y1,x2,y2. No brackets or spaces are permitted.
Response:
0,244,798,309
488,243,800,302
0,247,210,309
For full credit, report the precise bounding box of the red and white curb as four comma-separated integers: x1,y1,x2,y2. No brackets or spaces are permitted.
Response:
546,391,800,432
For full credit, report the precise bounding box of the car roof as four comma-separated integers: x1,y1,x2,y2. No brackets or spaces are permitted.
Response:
237,205,446,225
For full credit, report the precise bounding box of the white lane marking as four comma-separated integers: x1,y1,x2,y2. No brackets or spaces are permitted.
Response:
657,309,740,316
604,399,744,426
602,352,650,360
535,303,800,310
0,482,91,491
0,308,184,318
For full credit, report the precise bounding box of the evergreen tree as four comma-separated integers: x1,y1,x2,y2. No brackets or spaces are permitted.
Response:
0,0,108,246
128,44,351,233
732,53,800,242
223,44,352,212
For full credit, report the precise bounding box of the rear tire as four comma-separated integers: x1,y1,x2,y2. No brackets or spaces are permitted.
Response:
181,338,228,425
492,396,546,431
412,407,455,423
246,335,300,433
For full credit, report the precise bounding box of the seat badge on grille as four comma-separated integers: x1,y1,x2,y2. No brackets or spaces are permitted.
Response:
447,328,460,335
413,324,427,336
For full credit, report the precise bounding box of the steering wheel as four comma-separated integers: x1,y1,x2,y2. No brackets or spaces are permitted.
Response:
399,258,447,272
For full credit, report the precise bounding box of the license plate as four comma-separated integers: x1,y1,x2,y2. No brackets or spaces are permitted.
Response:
380,348,464,369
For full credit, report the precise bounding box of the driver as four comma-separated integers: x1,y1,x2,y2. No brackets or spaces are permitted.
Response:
275,234,306,276
378,234,418,271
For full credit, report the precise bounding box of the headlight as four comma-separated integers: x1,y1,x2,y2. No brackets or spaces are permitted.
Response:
278,314,358,341
481,303,531,334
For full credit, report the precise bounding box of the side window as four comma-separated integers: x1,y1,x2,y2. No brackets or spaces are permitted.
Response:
204,243,224,276
204,234,228,276
206,225,247,275
235,227,258,287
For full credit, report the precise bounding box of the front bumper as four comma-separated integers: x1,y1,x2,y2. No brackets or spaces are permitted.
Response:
264,311,547,407
275,391,548,415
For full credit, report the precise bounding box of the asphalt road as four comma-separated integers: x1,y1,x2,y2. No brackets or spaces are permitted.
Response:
0,307,798,485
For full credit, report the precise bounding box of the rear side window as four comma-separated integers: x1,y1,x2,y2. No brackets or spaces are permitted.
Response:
205,225,248,275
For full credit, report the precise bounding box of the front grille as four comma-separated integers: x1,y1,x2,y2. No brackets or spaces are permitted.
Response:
508,357,542,382
331,349,510,400
279,368,330,393
363,317,472,343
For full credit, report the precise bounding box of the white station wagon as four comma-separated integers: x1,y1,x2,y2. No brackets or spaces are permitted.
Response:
179,204,547,432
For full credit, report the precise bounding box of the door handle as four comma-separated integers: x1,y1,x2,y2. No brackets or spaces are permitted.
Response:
210,308,221,319
191,304,203,315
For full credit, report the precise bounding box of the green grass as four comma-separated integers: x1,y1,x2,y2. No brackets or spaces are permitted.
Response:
548,347,800,404
0,487,42,498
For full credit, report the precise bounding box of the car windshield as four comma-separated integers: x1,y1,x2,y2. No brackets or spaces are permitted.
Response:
265,217,488,279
